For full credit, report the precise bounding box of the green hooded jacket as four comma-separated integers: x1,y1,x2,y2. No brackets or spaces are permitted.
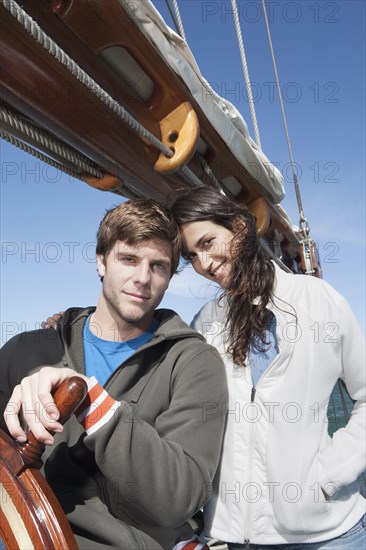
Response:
0,307,228,549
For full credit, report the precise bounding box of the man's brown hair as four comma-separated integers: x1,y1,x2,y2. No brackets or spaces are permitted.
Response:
96,199,180,276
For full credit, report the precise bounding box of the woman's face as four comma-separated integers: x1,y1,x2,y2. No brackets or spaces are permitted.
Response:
179,220,235,288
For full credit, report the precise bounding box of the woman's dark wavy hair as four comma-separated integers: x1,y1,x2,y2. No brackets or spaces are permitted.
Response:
170,186,275,366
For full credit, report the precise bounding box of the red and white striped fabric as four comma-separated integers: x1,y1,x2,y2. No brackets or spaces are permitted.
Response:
173,536,209,550
74,376,120,435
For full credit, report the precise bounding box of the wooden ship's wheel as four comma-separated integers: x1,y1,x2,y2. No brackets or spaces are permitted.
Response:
0,377,87,549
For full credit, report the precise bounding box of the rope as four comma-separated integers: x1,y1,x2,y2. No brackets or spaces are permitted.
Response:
0,105,103,178
164,0,180,36
1,0,173,158
1,0,207,188
231,0,262,149
171,0,186,41
0,130,84,180
272,229,282,258
195,153,223,192
179,165,205,187
261,0,309,236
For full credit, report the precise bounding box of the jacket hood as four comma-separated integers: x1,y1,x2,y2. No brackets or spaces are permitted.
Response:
59,306,204,345
55,306,205,381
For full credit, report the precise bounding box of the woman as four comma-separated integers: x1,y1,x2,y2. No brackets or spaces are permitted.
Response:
170,186,365,549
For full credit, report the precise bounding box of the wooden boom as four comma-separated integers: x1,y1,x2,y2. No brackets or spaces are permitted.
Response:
0,0,305,269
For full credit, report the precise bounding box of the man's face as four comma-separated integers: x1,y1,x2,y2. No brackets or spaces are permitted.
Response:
97,239,172,333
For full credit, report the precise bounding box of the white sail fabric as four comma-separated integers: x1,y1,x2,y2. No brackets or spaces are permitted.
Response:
117,0,285,203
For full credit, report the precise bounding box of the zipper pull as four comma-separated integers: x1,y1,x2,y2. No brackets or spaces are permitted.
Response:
251,387,256,402
244,539,250,550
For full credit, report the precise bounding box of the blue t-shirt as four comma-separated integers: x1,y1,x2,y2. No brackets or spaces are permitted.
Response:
83,316,158,386
248,310,279,386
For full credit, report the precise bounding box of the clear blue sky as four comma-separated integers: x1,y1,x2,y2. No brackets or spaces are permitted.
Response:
1,0,365,346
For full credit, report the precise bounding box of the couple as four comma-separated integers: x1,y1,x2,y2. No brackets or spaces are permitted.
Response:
1,187,365,549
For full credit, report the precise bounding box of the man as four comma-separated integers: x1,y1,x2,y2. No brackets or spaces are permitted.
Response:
0,199,227,550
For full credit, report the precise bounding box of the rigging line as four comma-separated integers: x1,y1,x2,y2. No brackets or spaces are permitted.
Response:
1,0,173,158
164,0,180,37
171,0,186,41
1,127,129,197
261,0,308,233
0,130,85,181
231,0,262,149
2,0,205,188
179,165,206,188
0,105,103,178
195,153,223,192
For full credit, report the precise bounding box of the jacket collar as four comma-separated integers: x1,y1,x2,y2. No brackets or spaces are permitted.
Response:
58,306,204,373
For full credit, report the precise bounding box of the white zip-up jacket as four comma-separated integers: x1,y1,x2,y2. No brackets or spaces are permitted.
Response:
191,263,365,545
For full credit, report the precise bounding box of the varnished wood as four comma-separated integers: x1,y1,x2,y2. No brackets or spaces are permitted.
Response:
155,102,199,174
1,0,261,200
0,4,177,201
0,0,300,258
0,377,87,549
49,0,262,198
247,197,271,237
82,173,121,191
